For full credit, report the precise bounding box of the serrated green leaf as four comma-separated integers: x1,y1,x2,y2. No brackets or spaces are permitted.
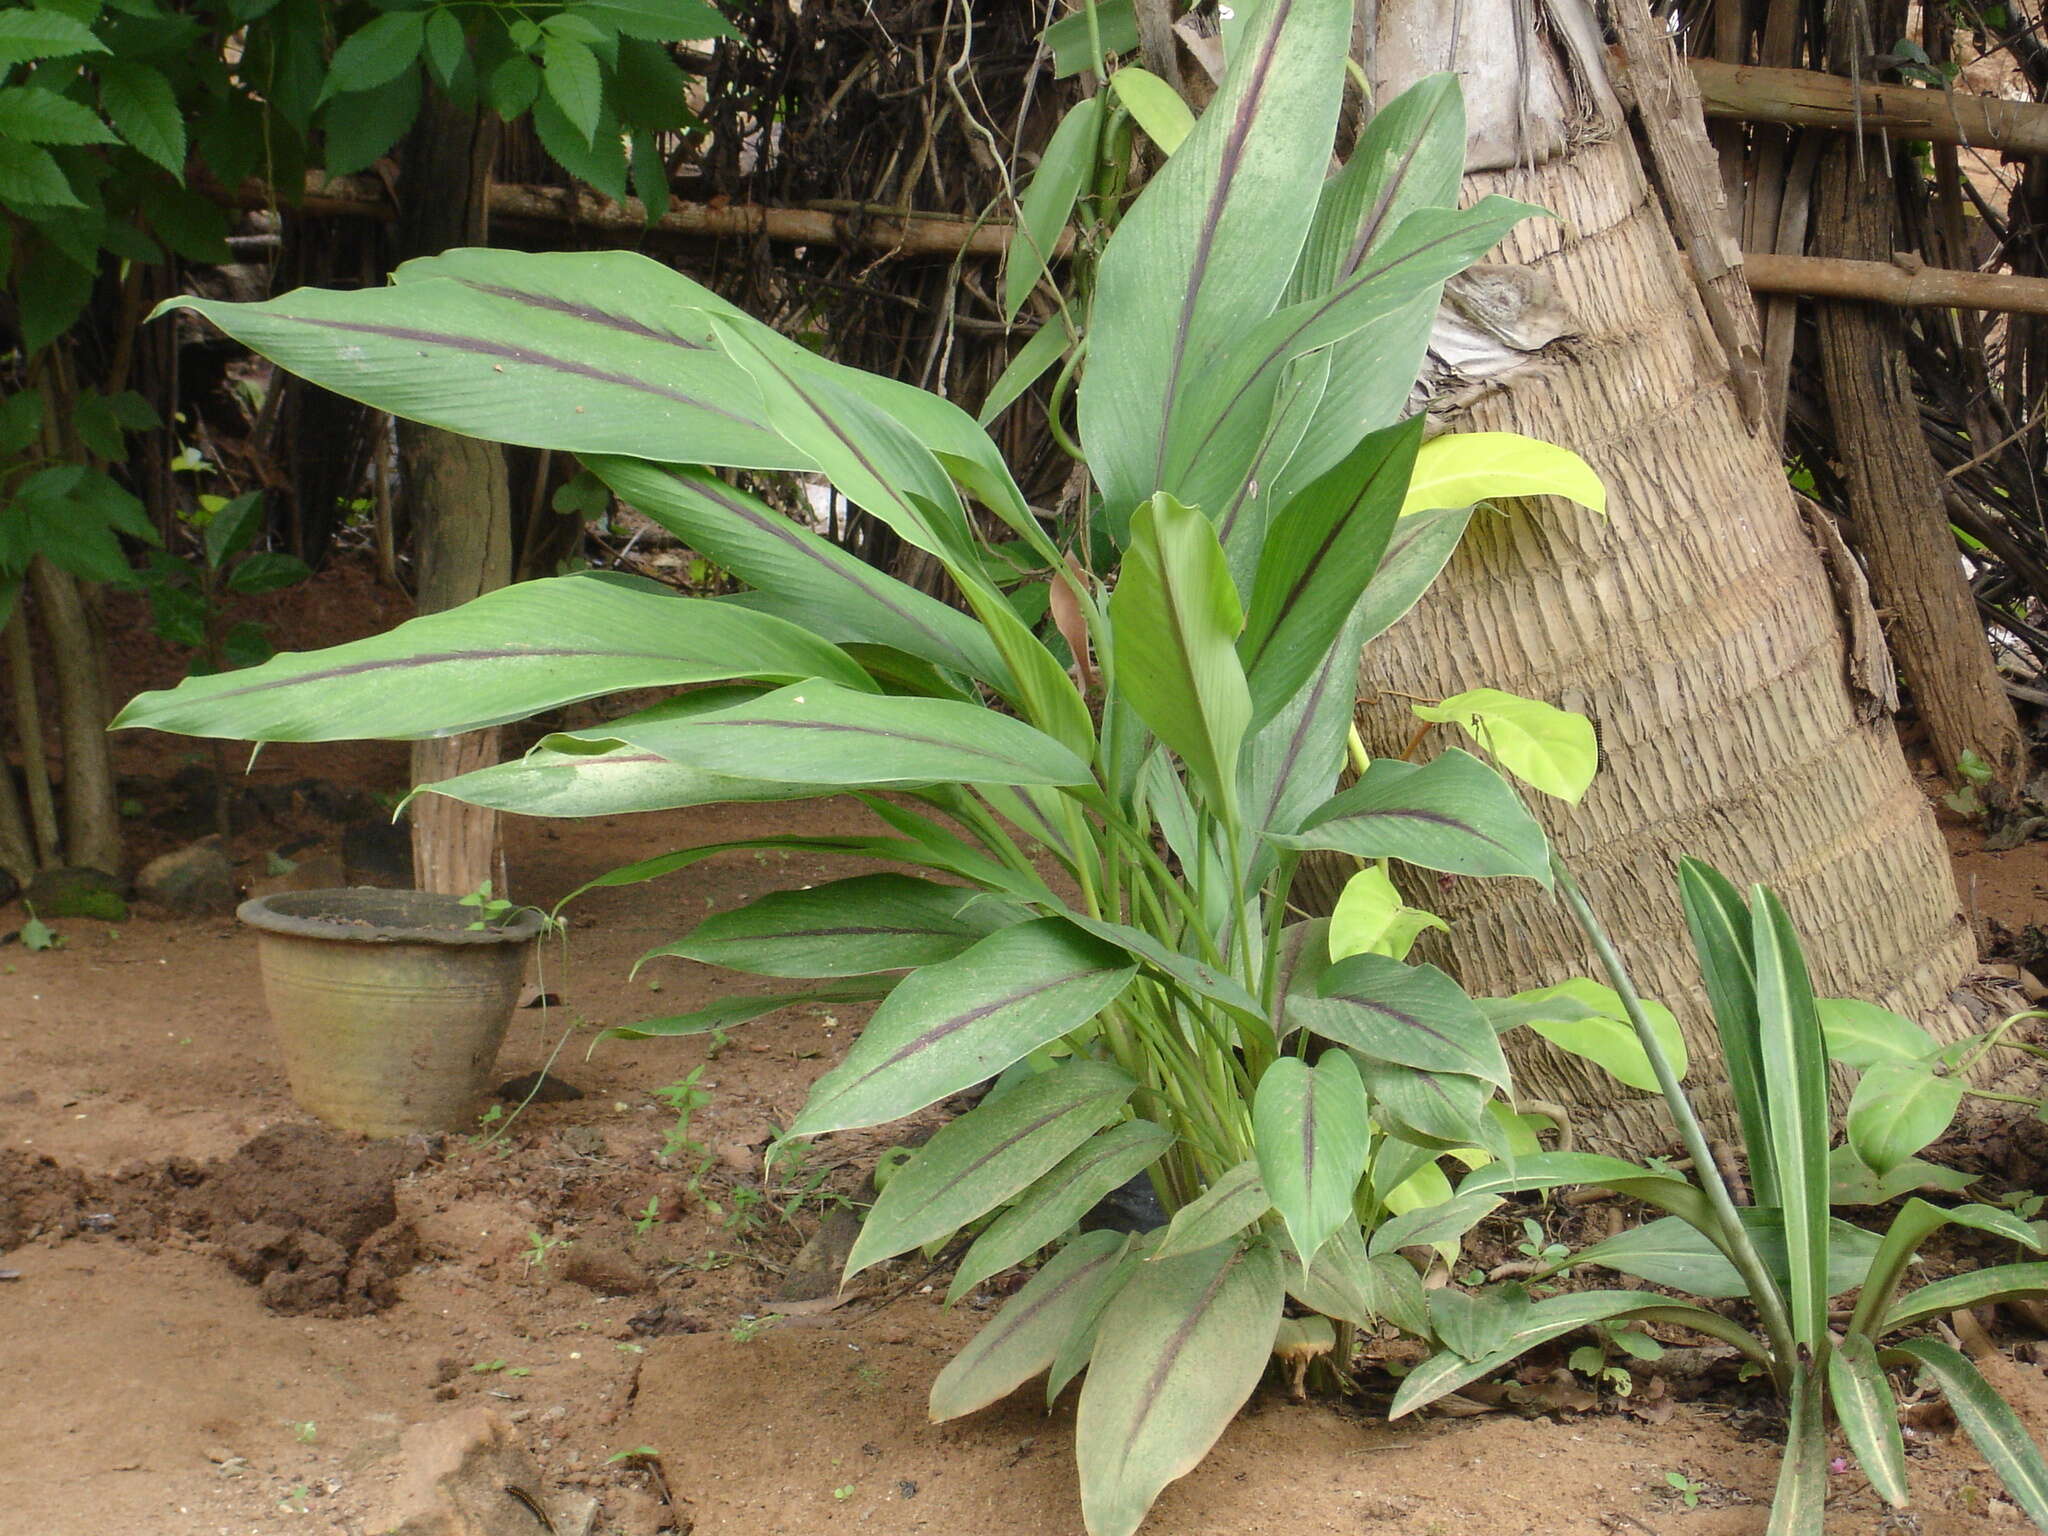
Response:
570,0,737,40
0,87,115,145
542,35,602,142
321,9,426,100
322,68,422,176
0,139,80,207
0,9,108,65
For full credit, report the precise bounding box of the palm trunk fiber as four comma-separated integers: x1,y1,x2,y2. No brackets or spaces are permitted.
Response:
1351,0,1976,1154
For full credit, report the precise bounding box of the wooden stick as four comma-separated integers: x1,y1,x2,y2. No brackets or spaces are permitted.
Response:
1744,250,2048,316
211,174,1063,261
1683,55,2048,157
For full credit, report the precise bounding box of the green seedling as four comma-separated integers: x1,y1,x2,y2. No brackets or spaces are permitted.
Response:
1664,1471,1704,1509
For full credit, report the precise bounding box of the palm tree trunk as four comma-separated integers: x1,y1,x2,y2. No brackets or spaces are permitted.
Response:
1351,0,1976,1153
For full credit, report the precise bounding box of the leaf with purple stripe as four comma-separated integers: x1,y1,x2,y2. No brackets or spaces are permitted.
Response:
589,455,1010,688
1075,1239,1286,1536
607,681,1093,790
1269,748,1550,885
1290,952,1509,1090
841,1057,1137,1277
792,918,1138,1135
1253,1051,1371,1265
1077,0,1353,527
111,574,870,742
647,873,1022,978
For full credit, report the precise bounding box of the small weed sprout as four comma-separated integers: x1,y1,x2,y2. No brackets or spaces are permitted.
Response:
1663,1471,1705,1509
523,1230,569,1272
632,1196,661,1235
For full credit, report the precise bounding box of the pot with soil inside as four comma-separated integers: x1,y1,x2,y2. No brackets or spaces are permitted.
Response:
239,888,545,1137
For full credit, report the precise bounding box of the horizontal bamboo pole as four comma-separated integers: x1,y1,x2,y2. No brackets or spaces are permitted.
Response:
216,175,2048,317
1685,56,2048,157
1743,251,2048,316
214,174,1057,260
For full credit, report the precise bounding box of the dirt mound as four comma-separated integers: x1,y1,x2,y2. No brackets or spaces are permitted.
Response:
1,1123,428,1316
0,1150,92,1248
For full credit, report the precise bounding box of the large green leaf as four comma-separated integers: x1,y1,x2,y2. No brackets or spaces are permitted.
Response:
1152,1161,1271,1261
1886,1262,2048,1333
112,576,868,741
1108,493,1252,821
1239,416,1419,728
792,919,1137,1134
417,740,842,818
1165,197,1542,523
948,1120,1174,1303
1830,1334,1908,1508
1253,1053,1371,1264
1846,1058,1963,1177
1411,687,1599,804
646,874,1018,978
1817,997,1939,1068
1075,1241,1286,1536
1456,1152,1688,1201
1005,94,1104,322
1396,432,1605,519
1076,0,1352,525
605,681,1093,789
1751,886,1832,1347
1389,1290,1674,1418
1292,952,1508,1089
1888,1338,2048,1530
1271,749,1550,884
1677,859,1774,1207
842,1058,1136,1279
1572,1211,1881,1300
588,456,1010,687
929,1229,1131,1421
1494,978,1688,1093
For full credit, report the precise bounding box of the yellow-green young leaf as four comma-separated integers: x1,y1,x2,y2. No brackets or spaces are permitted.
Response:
1399,431,1605,518
1109,66,1195,153
1328,864,1448,962
1509,978,1687,1092
1412,687,1598,803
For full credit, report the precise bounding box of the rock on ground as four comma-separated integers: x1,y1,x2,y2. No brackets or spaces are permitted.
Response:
135,837,237,915
364,1406,598,1536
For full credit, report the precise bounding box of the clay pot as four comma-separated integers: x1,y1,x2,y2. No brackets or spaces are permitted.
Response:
239,888,544,1137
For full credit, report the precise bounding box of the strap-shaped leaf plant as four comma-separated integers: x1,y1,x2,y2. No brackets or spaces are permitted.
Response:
117,4,1613,1531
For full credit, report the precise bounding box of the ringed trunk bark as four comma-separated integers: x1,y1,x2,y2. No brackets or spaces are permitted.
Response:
1353,0,1975,1153
1807,4,2027,802
396,95,513,898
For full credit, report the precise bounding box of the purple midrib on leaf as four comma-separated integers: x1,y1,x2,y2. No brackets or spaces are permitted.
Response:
1335,992,1484,1074
1317,805,1517,857
1179,218,1485,476
1244,452,1398,672
682,474,964,657
178,646,695,703
698,921,961,946
939,1087,1125,1198
1116,1247,1248,1472
971,1244,1121,1355
1149,0,1297,489
686,714,1048,777
841,967,1115,1094
1254,644,1344,835
1343,90,1454,279
457,280,716,351
281,315,765,431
